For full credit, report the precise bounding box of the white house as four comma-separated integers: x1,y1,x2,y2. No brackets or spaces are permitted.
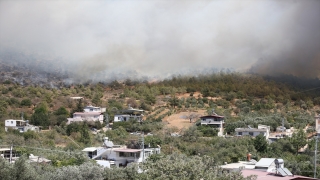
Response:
114,107,144,122
67,105,106,125
221,158,294,178
4,119,39,133
83,105,106,113
235,124,270,139
82,137,160,168
200,114,225,136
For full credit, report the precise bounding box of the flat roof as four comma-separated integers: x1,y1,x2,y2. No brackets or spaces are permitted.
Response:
5,119,25,122
0,148,11,151
200,115,224,118
74,112,101,115
242,169,317,180
121,108,144,113
114,114,131,116
82,147,98,152
113,149,142,153
220,161,255,170
235,128,267,132
70,97,83,99
255,158,275,167
84,106,101,109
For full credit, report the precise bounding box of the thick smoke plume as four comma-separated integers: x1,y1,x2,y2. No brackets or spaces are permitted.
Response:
0,0,319,83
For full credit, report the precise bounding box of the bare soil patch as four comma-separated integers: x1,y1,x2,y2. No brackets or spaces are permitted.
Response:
163,109,207,130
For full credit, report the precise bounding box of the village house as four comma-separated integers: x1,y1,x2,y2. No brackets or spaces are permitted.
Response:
83,105,106,113
4,119,39,133
82,137,160,168
221,157,317,179
1,147,50,164
67,105,106,124
0,147,19,162
200,112,225,136
241,169,317,180
113,107,144,122
235,124,270,139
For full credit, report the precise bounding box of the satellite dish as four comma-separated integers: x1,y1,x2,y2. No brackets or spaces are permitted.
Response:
104,137,114,148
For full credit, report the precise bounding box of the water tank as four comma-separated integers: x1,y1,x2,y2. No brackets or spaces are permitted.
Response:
275,159,284,168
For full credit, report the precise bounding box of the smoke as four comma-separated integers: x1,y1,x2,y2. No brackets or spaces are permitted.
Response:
0,0,319,83
249,1,320,78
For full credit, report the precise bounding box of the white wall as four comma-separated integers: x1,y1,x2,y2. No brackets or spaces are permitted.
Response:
114,115,130,122
5,120,17,127
237,131,268,139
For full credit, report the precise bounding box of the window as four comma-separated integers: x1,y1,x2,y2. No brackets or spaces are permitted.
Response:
249,132,254,136
11,121,13,124
238,132,242,135
119,152,125,157
145,152,150,157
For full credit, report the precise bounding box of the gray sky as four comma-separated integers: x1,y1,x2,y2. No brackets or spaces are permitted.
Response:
0,0,319,82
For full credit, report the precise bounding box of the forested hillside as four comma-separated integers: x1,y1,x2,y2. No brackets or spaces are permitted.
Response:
0,72,320,179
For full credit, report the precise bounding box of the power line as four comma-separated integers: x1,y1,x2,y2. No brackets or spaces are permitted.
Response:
15,146,69,154
0,144,82,155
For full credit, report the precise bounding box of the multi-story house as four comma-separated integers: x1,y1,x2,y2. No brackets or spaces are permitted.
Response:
4,119,39,132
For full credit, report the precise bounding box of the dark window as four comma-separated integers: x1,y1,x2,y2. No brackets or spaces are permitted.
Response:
249,132,254,136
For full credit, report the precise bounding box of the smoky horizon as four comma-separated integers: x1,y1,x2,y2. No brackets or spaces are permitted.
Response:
0,0,319,83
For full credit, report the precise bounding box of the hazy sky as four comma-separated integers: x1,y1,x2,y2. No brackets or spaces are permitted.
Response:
0,0,319,81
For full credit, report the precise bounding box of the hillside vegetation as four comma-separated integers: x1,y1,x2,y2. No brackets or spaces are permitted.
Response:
0,72,320,179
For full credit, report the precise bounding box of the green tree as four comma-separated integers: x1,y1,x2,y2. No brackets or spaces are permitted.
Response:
136,153,257,180
92,92,102,106
0,157,12,180
79,123,91,145
30,103,50,128
13,156,40,180
182,126,202,142
55,107,69,116
20,98,32,107
254,134,268,153
74,99,84,113
291,129,307,154
0,100,8,118
51,106,69,126
145,135,162,148
169,96,179,108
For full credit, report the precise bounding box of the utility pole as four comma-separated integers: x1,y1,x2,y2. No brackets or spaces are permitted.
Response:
314,114,320,178
105,113,109,128
141,133,144,162
315,135,318,179
282,118,285,133
9,144,13,163
137,133,145,161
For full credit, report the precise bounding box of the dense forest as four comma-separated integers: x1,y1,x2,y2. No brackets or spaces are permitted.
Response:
0,72,319,179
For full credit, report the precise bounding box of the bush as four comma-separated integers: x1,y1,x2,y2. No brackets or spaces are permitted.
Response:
21,98,32,107
197,125,218,137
